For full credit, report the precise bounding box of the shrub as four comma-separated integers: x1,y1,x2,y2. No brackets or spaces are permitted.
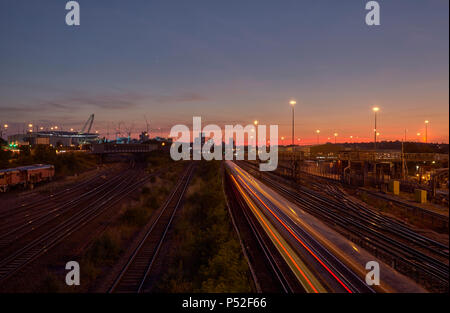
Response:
156,161,252,292
120,206,149,226
85,232,121,266
40,273,64,293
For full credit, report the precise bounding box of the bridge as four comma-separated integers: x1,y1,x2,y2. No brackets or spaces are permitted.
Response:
91,143,158,154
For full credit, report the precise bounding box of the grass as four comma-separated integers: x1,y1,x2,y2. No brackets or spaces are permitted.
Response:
155,161,253,293
39,273,66,293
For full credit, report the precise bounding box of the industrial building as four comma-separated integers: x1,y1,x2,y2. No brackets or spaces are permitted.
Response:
8,131,99,147
6,114,99,147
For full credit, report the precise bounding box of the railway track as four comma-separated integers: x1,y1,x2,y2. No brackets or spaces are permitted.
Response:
0,166,118,223
0,167,154,284
229,166,374,293
316,182,448,256
108,163,195,293
238,161,449,291
225,173,301,293
0,167,144,250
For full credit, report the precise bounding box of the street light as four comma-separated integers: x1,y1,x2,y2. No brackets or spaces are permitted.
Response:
417,132,421,142
372,107,379,150
334,132,338,144
425,120,429,143
253,120,259,146
1,124,8,139
289,100,296,146
281,136,285,146
316,129,320,145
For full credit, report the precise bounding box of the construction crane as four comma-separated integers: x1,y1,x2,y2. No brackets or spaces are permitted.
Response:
144,115,150,137
115,121,123,141
80,114,95,134
124,123,134,144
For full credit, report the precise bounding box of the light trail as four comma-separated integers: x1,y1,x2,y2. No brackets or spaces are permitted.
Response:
232,168,353,293
230,175,320,293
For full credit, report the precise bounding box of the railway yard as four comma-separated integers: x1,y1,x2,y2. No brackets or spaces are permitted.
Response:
230,161,448,292
0,153,448,293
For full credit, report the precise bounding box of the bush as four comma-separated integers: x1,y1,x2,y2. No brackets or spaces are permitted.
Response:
40,273,64,293
120,206,150,226
85,232,121,266
156,161,252,292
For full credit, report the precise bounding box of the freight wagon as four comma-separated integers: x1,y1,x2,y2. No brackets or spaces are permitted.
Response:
0,164,55,192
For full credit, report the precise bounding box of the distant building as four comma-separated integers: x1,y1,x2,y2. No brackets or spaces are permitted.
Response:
7,134,27,146
139,131,150,142
29,137,50,145
8,131,99,147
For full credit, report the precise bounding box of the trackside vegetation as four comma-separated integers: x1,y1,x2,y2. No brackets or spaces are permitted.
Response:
1,145,97,176
156,161,253,292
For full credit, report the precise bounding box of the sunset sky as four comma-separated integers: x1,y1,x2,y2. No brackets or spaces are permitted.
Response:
0,0,448,144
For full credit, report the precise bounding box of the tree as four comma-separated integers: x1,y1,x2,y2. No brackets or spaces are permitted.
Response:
0,149,12,168
33,145,56,163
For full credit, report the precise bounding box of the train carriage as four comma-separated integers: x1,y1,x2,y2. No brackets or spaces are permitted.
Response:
0,168,22,192
0,164,55,192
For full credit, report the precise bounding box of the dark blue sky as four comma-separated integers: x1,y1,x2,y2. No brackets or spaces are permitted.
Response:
0,0,448,143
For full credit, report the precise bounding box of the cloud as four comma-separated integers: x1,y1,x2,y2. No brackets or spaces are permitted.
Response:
0,91,208,115
0,92,144,114
39,92,144,110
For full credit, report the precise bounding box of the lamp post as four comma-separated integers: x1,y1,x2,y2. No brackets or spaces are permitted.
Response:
334,132,338,144
425,120,429,143
289,100,296,146
254,120,258,148
372,107,379,150
316,129,320,145
1,124,8,140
